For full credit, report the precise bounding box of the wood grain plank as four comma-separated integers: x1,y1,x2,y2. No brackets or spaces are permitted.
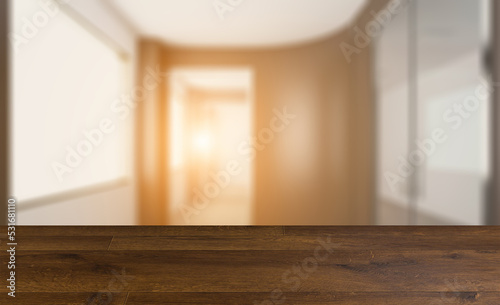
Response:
124,292,500,304
0,236,113,251
1,249,498,293
1,226,499,305
283,226,500,250
0,292,128,305
4,226,284,237
284,226,500,235
108,235,329,250
108,233,500,250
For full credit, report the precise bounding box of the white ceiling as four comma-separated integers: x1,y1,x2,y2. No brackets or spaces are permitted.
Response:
108,0,367,48
171,68,252,90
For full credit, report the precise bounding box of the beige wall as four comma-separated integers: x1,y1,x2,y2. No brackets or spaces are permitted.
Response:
136,40,168,224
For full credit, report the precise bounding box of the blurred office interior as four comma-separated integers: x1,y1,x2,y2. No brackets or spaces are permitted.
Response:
2,0,499,225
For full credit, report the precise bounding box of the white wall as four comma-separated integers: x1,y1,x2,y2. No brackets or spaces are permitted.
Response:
65,0,136,54
375,0,488,225
16,0,138,225
19,184,136,225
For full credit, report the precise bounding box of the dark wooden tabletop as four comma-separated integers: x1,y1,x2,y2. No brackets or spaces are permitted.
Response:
1,226,499,304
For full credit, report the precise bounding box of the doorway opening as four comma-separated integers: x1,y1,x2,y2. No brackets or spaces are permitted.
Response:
168,68,254,225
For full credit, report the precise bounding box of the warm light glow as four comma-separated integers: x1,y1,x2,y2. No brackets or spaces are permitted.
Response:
193,131,212,152
168,68,254,225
